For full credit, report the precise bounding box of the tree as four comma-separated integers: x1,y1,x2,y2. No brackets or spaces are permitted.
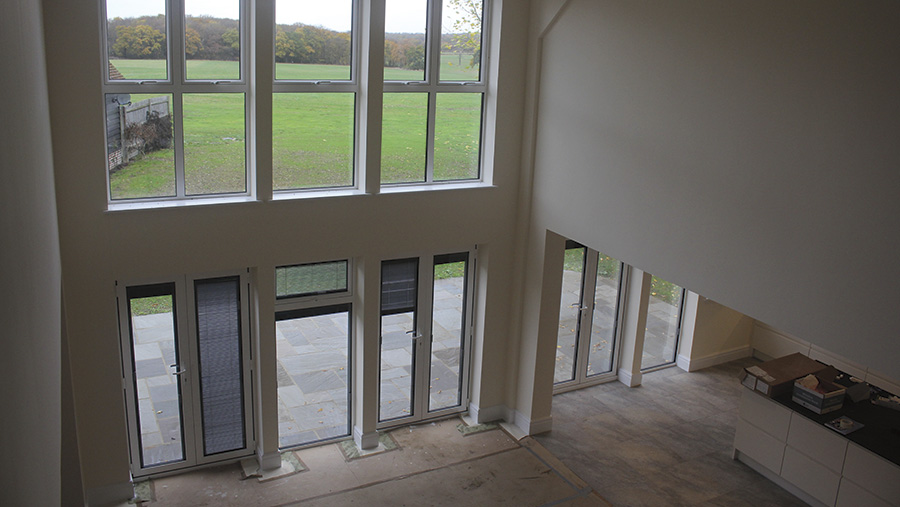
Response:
112,25,165,59
184,28,203,57
446,0,482,68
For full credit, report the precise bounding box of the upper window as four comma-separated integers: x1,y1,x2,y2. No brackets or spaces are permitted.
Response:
276,260,350,299
381,0,486,185
272,1,358,192
104,0,249,202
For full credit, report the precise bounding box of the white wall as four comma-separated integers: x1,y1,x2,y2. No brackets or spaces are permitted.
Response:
0,1,63,504
41,0,528,498
524,0,900,381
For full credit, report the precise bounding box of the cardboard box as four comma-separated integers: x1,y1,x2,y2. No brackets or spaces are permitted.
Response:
740,353,825,398
793,368,846,414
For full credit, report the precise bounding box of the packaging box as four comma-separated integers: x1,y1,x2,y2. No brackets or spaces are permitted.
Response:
740,353,825,398
792,368,846,414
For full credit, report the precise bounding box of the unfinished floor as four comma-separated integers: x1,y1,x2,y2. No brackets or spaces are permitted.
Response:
128,358,805,506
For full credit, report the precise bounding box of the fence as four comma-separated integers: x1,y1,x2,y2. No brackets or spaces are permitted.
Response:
106,95,171,171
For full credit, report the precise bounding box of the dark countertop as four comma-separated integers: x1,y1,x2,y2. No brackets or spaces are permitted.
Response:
771,379,900,467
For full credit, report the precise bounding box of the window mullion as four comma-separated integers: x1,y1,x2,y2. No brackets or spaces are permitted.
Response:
171,0,187,197
425,0,443,183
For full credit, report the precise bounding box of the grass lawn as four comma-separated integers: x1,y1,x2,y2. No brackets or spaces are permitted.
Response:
109,56,481,198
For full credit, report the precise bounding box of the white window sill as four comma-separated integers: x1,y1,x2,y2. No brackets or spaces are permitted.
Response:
379,181,495,194
271,187,367,201
106,195,258,212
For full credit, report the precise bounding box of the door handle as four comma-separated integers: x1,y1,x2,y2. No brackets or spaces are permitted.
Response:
170,364,186,376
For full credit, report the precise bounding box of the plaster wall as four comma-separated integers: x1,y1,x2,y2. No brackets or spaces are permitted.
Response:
525,0,900,380
0,0,63,503
41,0,528,495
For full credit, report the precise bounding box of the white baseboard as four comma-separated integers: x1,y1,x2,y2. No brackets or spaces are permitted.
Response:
677,346,753,372
353,426,379,450
468,403,508,424
617,368,642,387
257,448,282,471
86,481,133,506
511,409,552,436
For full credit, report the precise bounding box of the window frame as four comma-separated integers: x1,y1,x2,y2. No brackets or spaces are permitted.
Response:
381,0,490,187
102,0,252,204
271,0,362,194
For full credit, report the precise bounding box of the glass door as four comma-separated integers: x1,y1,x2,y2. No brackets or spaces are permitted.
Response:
554,241,626,392
118,272,254,478
378,251,474,427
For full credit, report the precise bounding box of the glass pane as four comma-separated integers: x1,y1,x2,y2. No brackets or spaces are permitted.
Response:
380,258,418,421
587,254,621,376
183,93,246,195
184,0,241,80
555,246,585,384
384,0,427,81
276,307,351,448
429,254,467,412
194,277,245,456
127,287,185,468
381,93,427,184
276,261,349,298
108,93,176,200
433,93,481,181
106,0,168,81
273,93,355,190
641,277,684,370
440,0,483,81
275,0,353,81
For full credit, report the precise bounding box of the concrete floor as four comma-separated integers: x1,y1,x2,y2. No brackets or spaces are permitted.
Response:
129,358,809,506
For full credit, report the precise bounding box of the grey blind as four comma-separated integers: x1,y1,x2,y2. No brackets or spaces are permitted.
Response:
381,258,418,315
276,260,349,299
195,277,246,456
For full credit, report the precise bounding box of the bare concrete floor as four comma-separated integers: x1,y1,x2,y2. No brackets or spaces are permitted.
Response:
137,419,608,506
538,358,808,506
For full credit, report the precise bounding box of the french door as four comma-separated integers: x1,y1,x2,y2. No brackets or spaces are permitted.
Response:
117,271,254,478
378,250,475,427
554,241,626,392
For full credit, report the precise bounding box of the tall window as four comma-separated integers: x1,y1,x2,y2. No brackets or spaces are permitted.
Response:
382,0,486,185
273,1,358,191
104,0,249,201
640,276,685,371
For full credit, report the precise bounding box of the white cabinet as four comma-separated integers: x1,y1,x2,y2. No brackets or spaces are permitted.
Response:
733,389,900,507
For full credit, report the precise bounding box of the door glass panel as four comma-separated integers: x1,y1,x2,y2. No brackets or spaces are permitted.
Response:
276,305,351,448
194,277,246,456
127,285,185,468
587,254,621,376
555,244,585,384
380,259,418,421
184,0,241,80
429,253,467,412
641,277,685,370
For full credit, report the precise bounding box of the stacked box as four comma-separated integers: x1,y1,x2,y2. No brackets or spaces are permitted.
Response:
740,353,826,398
792,371,846,414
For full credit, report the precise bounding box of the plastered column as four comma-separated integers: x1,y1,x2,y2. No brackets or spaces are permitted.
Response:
617,268,651,387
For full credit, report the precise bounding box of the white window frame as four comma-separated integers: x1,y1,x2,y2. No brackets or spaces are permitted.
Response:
271,0,363,194
102,0,252,204
381,0,490,186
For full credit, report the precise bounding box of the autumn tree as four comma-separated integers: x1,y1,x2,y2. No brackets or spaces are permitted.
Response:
112,25,165,59
184,28,203,57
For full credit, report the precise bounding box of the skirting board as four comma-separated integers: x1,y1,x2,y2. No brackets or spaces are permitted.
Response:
257,449,282,471
468,403,508,425
86,481,133,506
676,346,752,372
617,368,642,387
512,409,552,436
353,426,380,450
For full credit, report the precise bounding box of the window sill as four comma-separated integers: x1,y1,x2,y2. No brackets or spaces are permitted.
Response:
271,187,367,201
106,195,258,212
379,180,495,194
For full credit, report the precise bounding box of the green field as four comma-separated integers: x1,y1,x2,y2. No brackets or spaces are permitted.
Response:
108,57,481,199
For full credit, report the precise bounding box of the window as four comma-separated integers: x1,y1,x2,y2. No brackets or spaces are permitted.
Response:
103,0,492,205
274,260,353,449
640,276,685,371
273,1,358,191
104,0,249,202
381,0,486,185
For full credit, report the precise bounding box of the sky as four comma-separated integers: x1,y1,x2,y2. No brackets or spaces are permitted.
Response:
105,0,468,33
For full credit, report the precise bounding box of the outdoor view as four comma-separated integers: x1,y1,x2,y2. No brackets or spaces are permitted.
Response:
105,0,484,199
